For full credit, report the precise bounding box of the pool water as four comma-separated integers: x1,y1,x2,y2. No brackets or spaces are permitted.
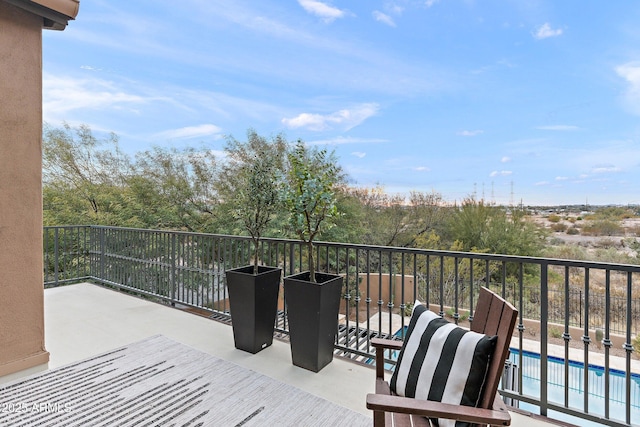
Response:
508,348,640,426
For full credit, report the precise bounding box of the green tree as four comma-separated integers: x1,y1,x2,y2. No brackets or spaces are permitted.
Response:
345,186,407,246
482,207,544,257
403,191,447,247
445,197,492,251
282,141,342,282
132,146,218,231
341,188,447,248
43,123,132,225
319,187,366,245
446,198,543,256
217,130,287,272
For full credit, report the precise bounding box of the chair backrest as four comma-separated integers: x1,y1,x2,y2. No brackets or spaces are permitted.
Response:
469,287,518,409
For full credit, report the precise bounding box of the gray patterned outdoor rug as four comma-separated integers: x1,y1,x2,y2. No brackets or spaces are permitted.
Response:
0,335,371,426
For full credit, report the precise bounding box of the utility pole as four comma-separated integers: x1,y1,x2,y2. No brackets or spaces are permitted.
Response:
510,181,514,206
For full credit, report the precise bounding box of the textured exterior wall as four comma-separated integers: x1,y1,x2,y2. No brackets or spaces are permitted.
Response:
0,1,50,376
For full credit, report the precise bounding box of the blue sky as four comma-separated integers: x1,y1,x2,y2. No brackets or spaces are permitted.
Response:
42,1,640,206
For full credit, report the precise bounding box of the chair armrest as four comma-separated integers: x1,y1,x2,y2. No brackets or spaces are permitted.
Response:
366,394,511,426
371,338,403,351
372,338,403,378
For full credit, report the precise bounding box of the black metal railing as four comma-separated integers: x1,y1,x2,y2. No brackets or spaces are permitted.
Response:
44,225,640,426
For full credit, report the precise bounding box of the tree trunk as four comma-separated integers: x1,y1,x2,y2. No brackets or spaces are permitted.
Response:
307,241,316,282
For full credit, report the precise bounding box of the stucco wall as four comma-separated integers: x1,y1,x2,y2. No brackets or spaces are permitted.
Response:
0,1,50,375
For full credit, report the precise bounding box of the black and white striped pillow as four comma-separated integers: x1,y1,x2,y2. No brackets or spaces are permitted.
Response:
390,301,497,427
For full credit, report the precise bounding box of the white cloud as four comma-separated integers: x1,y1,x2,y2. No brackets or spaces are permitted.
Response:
457,130,484,136
352,151,366,158
591,165,621,174
373,11,396,27
414,166,430,171
535,181,550,186
555,176,568,181
282,103,379,131
42,73,286,145
283,113,328,131
537,125,580,131
489,170,512,177
534,23,563,40
154,124,223,140
43,73,146,121
385,3,404,15
425,0,440,8
616,62,640,115
501,156,511,163
297,0,346,23
80,65,102,71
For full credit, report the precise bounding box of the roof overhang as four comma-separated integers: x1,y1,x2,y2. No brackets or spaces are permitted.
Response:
4,0,79,30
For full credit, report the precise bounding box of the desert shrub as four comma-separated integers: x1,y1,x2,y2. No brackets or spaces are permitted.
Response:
566,226,580,235
633,335,640,355
442,306,470,322
548,214,561,223
547,237,566,245
595,328,604,349
581,220,623,236
591,247,639,265
592,238,619,249
403,301,414,317
592,206,635,221
550,327,563,339
543,244,589,261
551,223,567,232
624,238,640,252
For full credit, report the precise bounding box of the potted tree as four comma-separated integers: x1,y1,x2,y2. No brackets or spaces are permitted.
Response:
282,140,343,372
221,130,286,354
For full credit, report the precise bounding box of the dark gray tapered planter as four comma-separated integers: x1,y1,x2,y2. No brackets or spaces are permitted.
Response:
226,265,282,354
284,271,343,372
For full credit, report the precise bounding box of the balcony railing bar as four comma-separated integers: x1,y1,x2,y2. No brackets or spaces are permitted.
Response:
583,267,591,414
626,271,634,425
563,265,571,409
43,225,640,427
540,262,549,418
605,269,612,420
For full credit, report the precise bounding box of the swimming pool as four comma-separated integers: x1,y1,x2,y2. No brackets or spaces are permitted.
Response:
508,348,640,426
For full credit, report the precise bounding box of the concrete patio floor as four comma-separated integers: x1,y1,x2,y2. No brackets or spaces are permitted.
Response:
2,283,565,426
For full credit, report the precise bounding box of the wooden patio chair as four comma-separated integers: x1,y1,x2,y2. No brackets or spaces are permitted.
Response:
366,287,518,427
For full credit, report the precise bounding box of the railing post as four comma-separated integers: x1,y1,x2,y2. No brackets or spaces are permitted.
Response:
99,227,105,282
53,227,59,286
563,266,571,408
540,261,549,417
625,272,633,425
603,270,612,420
579,290,583,328
171,233,176,307
582,269,591,414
